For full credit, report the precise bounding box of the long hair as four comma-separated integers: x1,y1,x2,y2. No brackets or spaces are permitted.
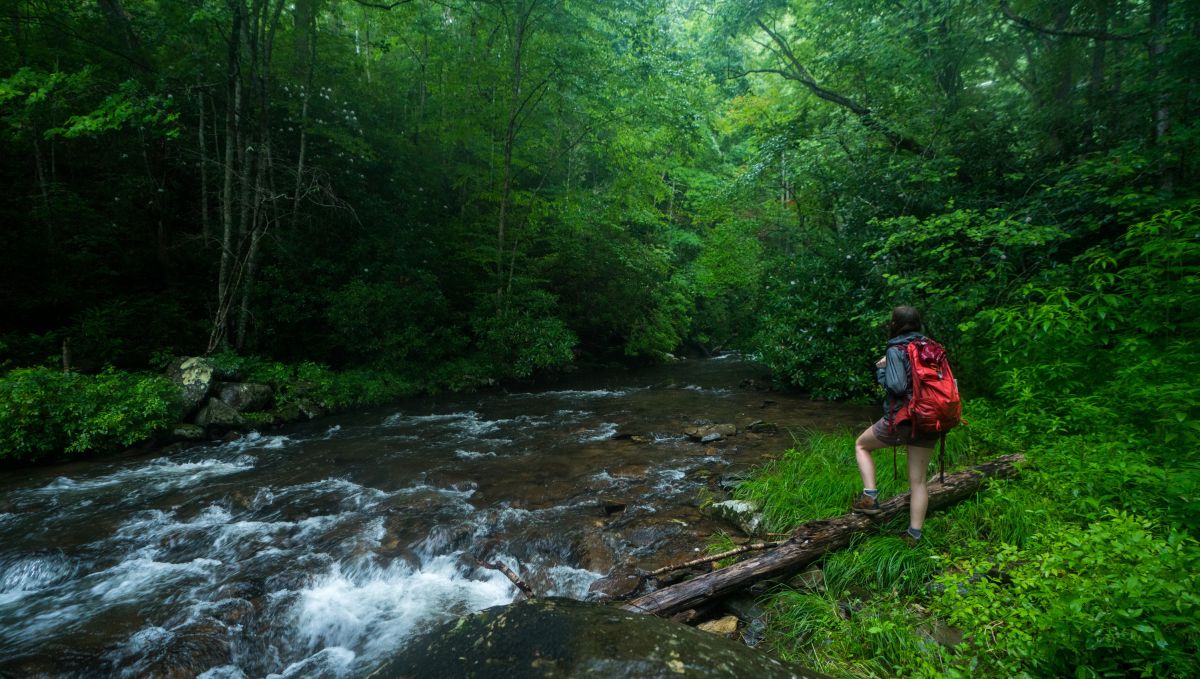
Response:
889,305,922,338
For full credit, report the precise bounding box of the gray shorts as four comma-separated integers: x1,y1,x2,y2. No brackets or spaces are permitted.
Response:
871,417,941,448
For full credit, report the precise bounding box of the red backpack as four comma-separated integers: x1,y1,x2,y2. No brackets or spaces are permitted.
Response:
892,338,962,481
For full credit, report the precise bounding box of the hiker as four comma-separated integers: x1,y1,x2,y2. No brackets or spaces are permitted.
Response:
850,305,941,546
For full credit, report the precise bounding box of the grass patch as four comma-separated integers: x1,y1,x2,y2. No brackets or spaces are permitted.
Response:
731,428,982,534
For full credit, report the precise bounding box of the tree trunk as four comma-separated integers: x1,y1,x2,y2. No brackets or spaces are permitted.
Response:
210,2,243,354
292,0,317,226
1150,0,1173,192
199,88,210,242
496,7,526,312
620,454,1025,617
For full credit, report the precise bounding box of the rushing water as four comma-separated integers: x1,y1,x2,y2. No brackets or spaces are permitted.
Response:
0,356,874,678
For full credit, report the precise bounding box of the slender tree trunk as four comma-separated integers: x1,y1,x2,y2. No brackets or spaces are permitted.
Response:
211,3,244,354
32,133,52,246
199,89,211,242
1085,0,1110,149
1150,0,1173,192
236,0,285,349
292,0,316,226
497,2,530,312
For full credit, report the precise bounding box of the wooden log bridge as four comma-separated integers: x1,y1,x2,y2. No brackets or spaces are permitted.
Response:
621,453,1026,617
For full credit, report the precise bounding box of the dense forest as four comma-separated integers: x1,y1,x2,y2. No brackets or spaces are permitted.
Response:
1,0,1198,676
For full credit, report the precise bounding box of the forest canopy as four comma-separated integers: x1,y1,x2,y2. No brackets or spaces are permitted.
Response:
1,0,1197,418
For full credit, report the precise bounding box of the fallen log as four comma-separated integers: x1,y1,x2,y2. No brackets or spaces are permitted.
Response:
639,540,783,578
621,453,1025,617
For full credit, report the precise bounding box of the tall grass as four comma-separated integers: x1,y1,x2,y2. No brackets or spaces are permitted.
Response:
732,429,980,534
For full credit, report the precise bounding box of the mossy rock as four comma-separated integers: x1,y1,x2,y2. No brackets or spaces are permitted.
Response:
366,598,827,679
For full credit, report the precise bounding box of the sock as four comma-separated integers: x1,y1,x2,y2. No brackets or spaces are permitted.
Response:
863,489,879,498
907,527,923,540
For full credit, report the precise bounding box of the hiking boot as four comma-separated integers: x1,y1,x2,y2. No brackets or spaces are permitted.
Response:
852,493,881,516
900,530,921,547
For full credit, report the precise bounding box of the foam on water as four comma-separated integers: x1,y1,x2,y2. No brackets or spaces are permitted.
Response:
0,553,76,605
683,384,732,395
454,449,496,460
653,468,689,493
218,431,293,451
578,422,619,442
29,455,257,498
199,666,250,679
287,555,514,664
543,565,604,598
382,411,509,440
511,387,638,399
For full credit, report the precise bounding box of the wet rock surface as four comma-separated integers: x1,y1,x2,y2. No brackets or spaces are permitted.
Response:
367,598,827,679
213,381,274,412
194,397,246,430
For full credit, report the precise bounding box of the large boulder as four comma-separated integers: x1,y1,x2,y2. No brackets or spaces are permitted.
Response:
213,381,274,412
194,398,246,431
165,356,216,416
366,598,826,679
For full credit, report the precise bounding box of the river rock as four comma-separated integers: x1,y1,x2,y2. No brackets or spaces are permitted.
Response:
171,423,207,442
194,398,246,430
165,356,216,416
213,381,273,412
684,423,737,441
697,615,740,637
366,598,825,679
707,499,763,536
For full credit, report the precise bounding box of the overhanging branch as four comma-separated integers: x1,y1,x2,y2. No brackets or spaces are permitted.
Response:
999,0,1147,41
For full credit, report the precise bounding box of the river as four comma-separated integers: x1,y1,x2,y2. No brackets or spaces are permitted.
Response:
0,356,873,678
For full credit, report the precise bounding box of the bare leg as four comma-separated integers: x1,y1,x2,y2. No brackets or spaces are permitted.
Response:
906,444,934,530
854,427,889,491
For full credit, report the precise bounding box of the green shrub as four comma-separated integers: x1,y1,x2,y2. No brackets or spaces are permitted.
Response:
0,367,180,461
935,512,1200,677
753,247,883,399
472,291,577,379
239,359,420,410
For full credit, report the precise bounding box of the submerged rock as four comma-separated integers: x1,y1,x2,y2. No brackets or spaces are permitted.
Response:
367,598,825,679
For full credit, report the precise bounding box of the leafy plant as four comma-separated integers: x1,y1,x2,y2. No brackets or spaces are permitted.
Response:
0,367,180,461
936,513,1200,678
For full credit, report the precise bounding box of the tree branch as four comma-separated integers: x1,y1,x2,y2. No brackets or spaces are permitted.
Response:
999,0,1147,41
350,0,415,10
746,19,927,156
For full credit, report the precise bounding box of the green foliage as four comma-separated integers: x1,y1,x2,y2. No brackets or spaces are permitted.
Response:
473,291,578,379
324,275,467,367
753,248,883,398
0,367,179,461
936,513,1200,678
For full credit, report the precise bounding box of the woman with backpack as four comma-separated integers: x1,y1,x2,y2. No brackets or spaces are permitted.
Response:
850,305,958,546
